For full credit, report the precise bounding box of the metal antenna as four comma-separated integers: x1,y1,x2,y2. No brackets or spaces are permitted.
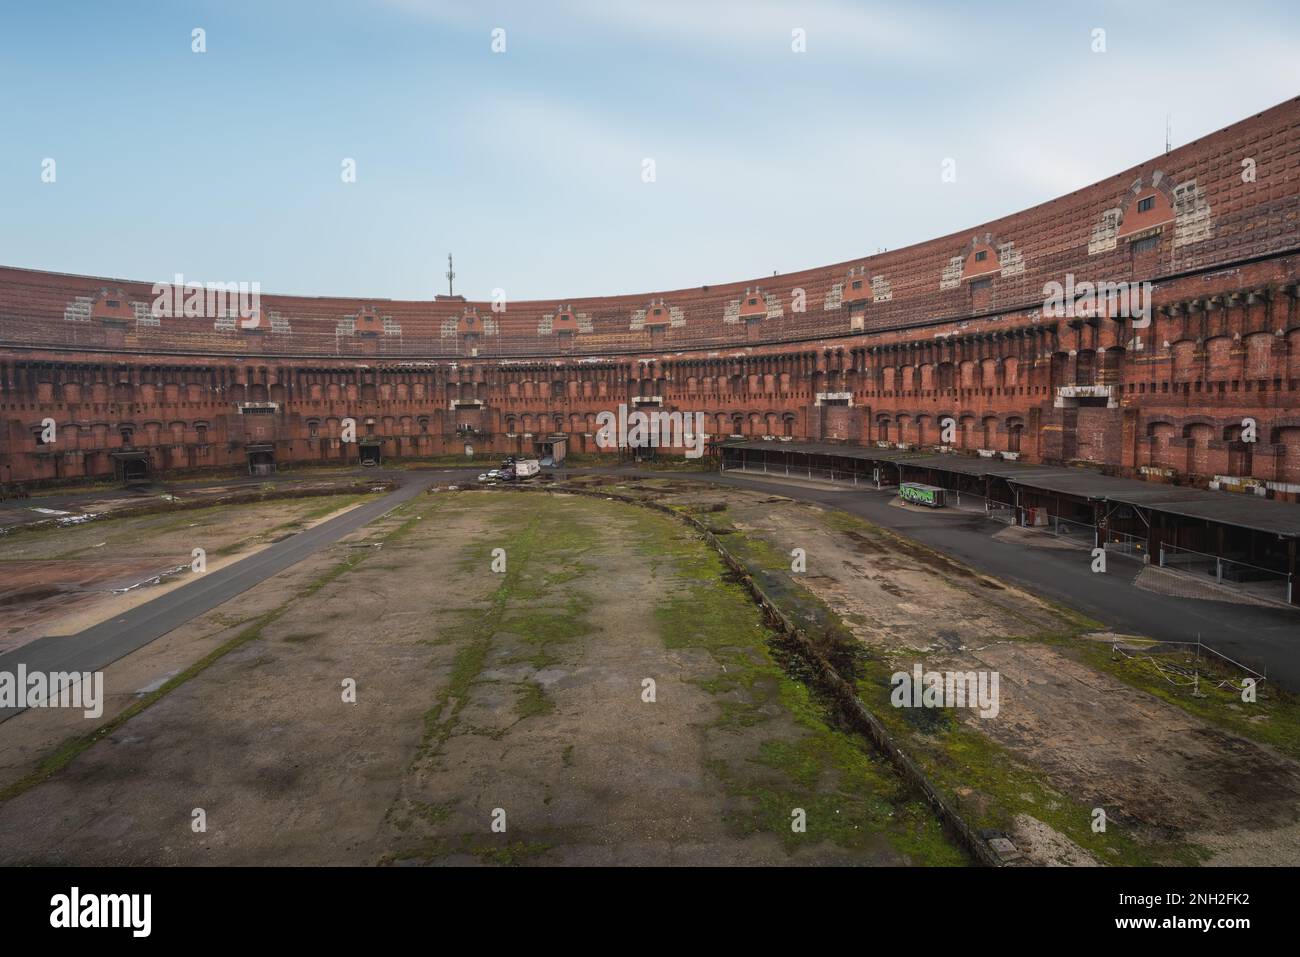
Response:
1165,114,1171,155
445,253,456,296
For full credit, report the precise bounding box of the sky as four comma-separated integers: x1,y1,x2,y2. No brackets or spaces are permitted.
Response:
1,0,1297,302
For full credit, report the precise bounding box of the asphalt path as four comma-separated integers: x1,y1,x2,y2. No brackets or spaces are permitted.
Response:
0,471,439,722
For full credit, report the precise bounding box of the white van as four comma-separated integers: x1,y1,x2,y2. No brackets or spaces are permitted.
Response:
513,459,541,479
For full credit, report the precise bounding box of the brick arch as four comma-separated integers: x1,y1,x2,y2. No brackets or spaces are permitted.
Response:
1244,331,1278,381
957,414,978,448
1145,420,1179,470
1183,421,1215,476
1171,339,1198,381
1116,179,1176,240
1178,414,1218,432
918,414,939,446
979,357,999,388
980,415,999,450
1274,426,1300,485
1205,334,1233,368
1004,415,1026,454
958,359,977,390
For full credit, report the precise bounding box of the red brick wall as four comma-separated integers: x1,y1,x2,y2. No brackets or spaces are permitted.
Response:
2,99,1298,496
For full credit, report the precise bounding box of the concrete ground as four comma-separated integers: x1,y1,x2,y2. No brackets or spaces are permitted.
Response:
1,463,1296,867
0,491,959,866
7,463,1296,691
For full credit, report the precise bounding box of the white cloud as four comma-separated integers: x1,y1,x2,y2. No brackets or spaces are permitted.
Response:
376,0,959,62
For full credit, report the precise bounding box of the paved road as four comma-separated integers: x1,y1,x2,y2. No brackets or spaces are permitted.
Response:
0,472,439,723
1,463,1296,721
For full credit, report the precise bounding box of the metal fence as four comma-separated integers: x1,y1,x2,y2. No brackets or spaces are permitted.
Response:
1049,514,1098,547
721,462,885,487
986,499,1017,525
1100,527,1147,559
1159,543,1293,605
1000,503,1100,547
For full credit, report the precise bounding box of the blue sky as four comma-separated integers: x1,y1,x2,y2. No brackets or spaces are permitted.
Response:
1,0,1297,301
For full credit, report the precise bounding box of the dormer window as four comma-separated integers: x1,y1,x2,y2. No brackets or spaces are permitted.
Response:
106,300,121,308
1137,196,1155,213
851,280,863,289
974,251,987,262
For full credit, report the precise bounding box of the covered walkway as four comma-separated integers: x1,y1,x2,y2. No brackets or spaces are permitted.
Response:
718,440,1300,606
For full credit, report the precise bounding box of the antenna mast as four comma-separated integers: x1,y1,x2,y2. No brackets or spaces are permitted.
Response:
445,253,456,297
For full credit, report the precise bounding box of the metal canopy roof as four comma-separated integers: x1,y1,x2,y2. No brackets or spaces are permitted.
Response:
902,454,1043,479
1103,489,1300,537
717,439,917,462
715,440,1300,538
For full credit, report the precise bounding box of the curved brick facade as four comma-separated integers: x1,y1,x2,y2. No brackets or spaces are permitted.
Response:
2,97,1299,495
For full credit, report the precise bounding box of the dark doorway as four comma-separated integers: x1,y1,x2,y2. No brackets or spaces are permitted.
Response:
247,446,276,476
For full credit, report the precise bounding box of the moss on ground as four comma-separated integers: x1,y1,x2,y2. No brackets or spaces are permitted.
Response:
704,501,1211,865
809,501,1299,761
616,502,967,864
1071,640,1300,762
853,654,1208,867
415,493,599,762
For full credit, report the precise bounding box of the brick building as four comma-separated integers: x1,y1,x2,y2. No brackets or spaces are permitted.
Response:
2,97,1298,497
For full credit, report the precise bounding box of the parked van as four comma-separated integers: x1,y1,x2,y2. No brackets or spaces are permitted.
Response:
513,459,541,479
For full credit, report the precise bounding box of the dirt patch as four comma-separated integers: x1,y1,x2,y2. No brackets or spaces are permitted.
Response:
0,493,371,652
1010,814,1098,866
